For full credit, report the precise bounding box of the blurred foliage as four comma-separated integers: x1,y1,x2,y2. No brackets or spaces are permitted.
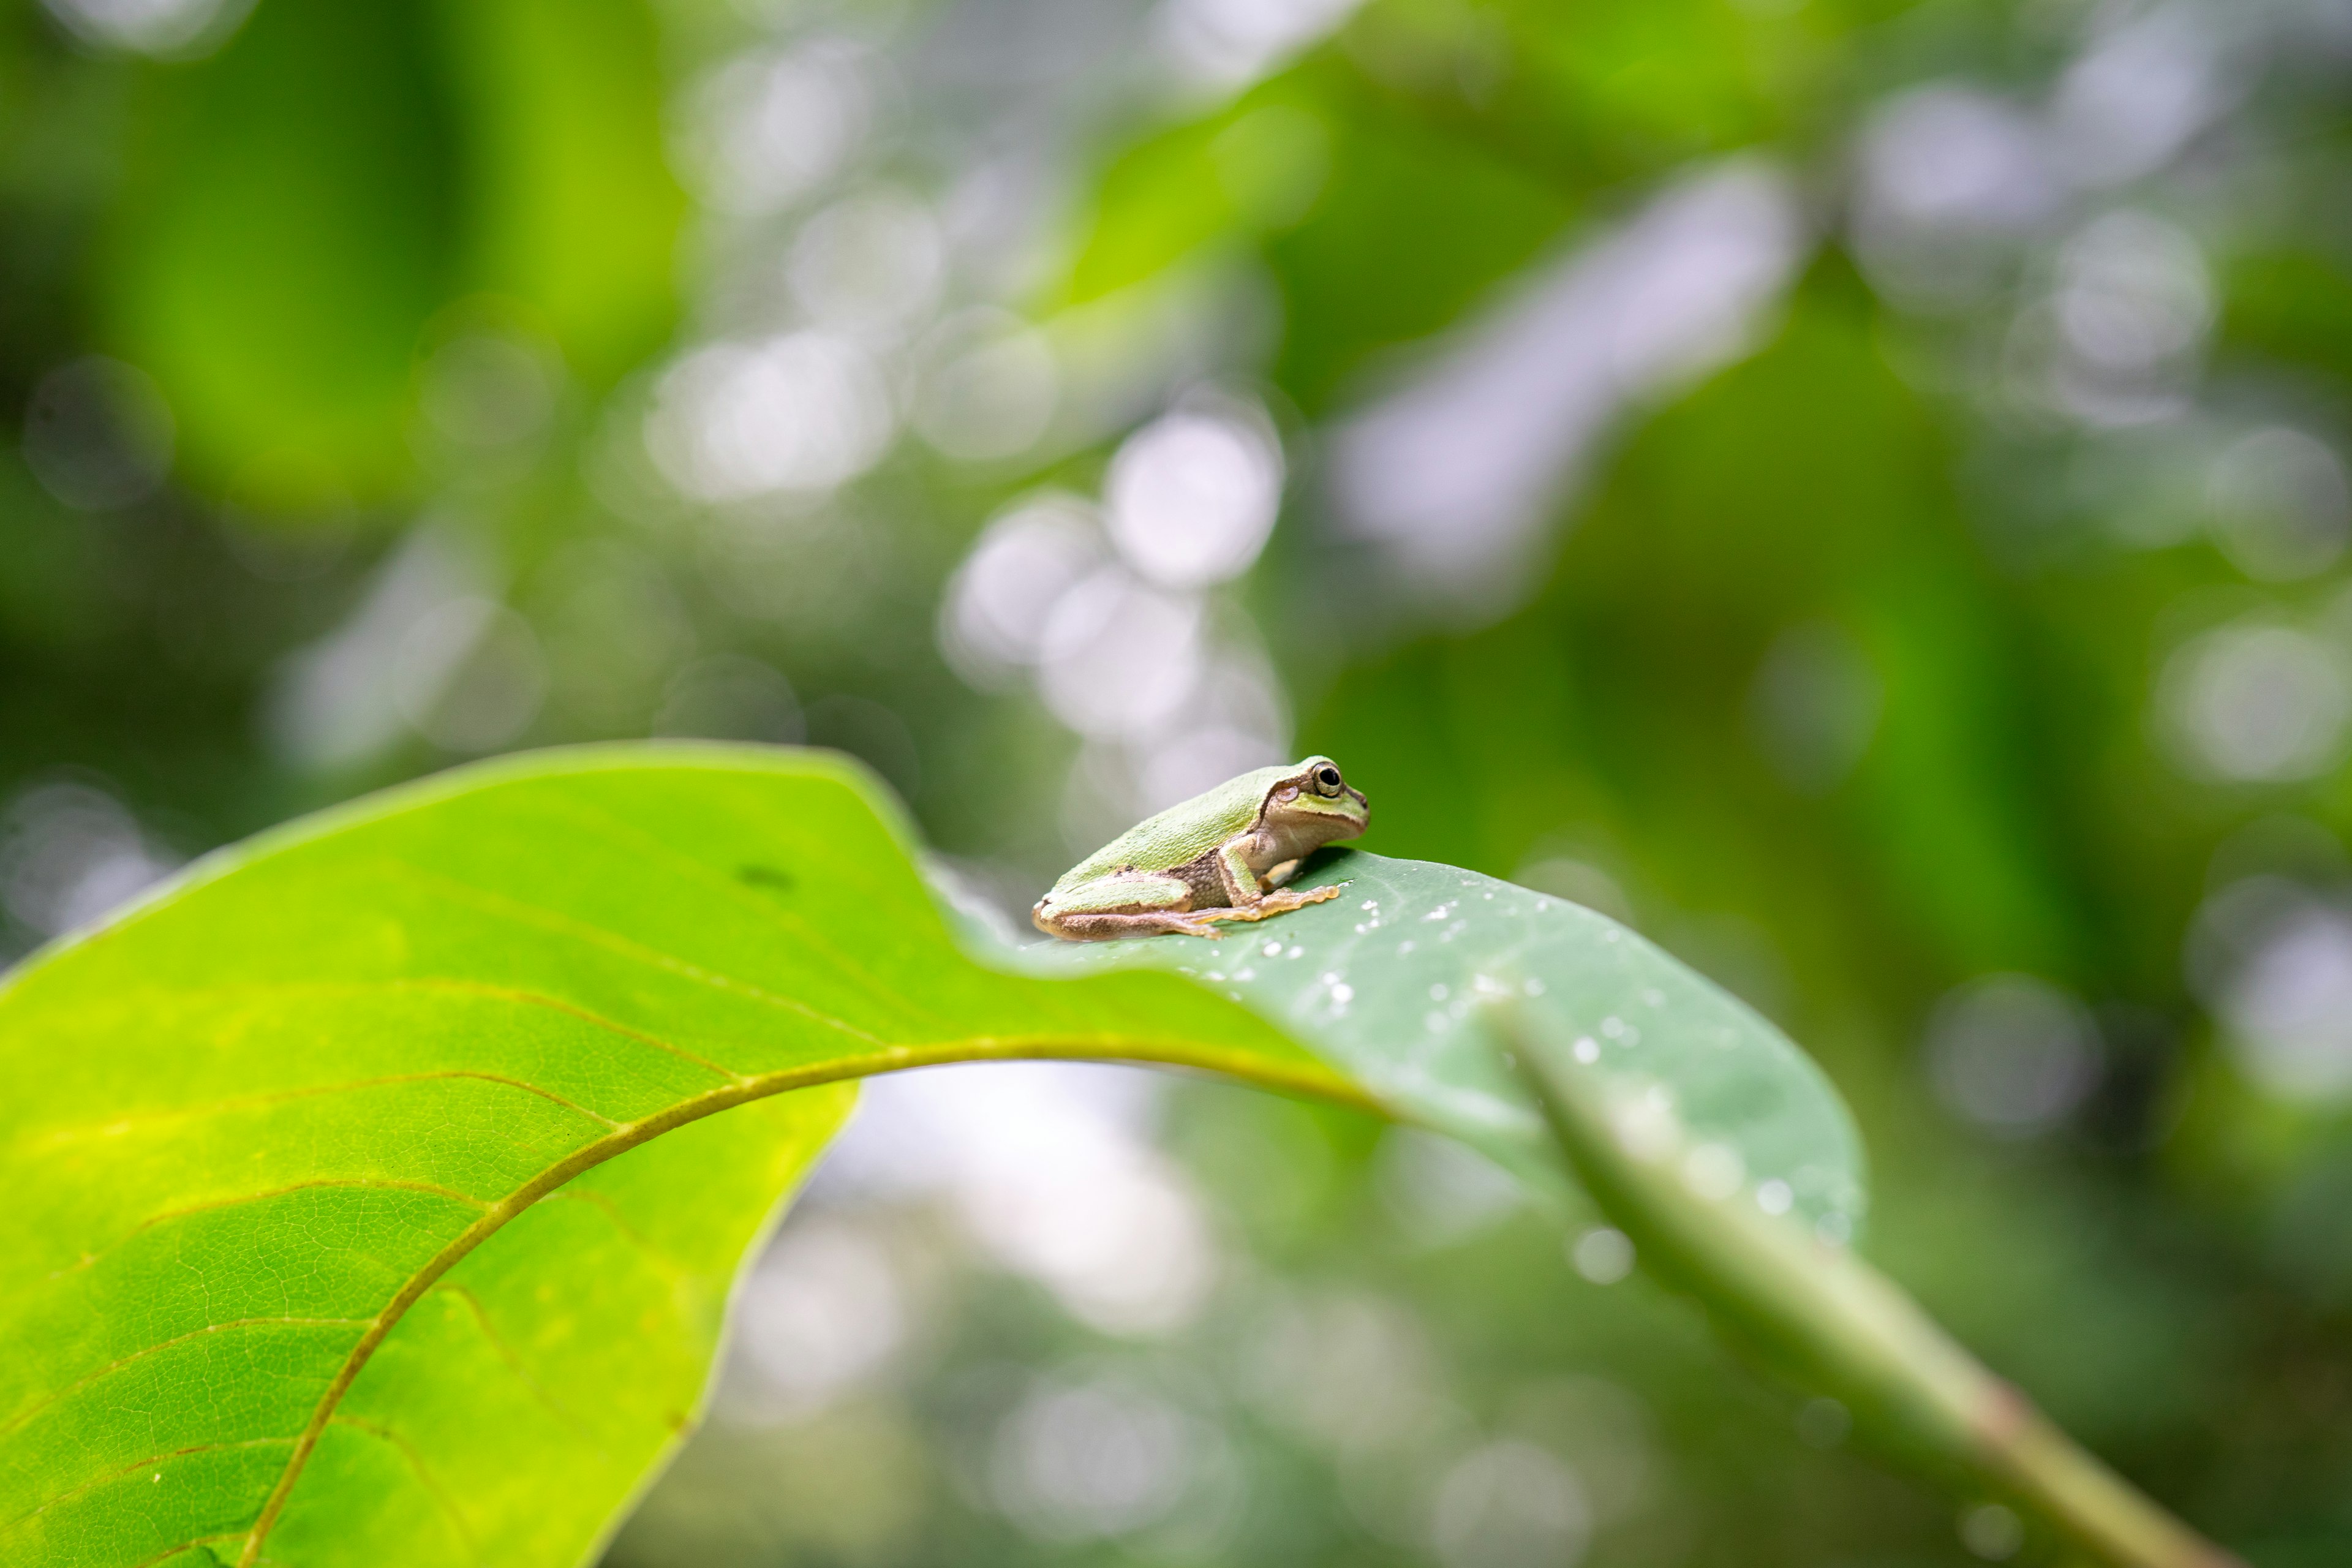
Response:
7,0,2352,1563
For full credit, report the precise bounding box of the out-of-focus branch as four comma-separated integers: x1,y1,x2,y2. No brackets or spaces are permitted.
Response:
1490,1003,2240,1568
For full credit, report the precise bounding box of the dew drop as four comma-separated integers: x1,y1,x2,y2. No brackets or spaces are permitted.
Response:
1796,1398,1850,1450
1572,1226,1634,1284
1683,1142,1745,1201
1610,1087,1683,1163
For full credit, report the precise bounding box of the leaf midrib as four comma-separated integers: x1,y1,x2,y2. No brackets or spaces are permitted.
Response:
229,1033,1377,1565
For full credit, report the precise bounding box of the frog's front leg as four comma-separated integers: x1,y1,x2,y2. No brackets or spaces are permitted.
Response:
1032,869,1229,941
1190,837,1344,927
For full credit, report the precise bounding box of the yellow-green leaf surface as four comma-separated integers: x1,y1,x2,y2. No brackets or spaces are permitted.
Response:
0,745,1861,1567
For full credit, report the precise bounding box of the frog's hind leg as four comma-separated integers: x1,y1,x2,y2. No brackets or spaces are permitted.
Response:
1193,884,1346,925
1033,869,1223,941
1041,910,1227,941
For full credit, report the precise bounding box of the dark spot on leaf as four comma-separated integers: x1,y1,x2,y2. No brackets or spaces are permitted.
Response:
737,864,795,893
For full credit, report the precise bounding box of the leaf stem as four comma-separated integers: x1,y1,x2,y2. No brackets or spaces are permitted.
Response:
1491,1003,2240,1568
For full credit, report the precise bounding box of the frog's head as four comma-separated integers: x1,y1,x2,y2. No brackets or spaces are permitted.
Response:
1264,756,1370,849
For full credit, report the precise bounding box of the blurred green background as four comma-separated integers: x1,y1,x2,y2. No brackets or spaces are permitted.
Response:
6,0,2351,1562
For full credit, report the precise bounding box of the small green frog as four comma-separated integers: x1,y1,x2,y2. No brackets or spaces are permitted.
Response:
1033,756,1370,941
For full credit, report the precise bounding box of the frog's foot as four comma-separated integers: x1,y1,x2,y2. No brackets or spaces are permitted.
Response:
1195,883,1346,925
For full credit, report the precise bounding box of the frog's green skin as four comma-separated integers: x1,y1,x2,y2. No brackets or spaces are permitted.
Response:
1033,756,1371,941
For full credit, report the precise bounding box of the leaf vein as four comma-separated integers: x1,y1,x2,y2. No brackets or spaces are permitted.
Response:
529,793,953,1032
432,1283,607,1456
536,1188,690,1281
88,977,748,1085
3,1437,293,1534
42,1178,491,1287
378,859,892,1050
31,1069,622,1149
326,1415,480,1559
126,1531,248,1568
0,1317,368,1445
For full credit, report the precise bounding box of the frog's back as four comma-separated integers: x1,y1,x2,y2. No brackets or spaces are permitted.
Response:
1051,763,1292,891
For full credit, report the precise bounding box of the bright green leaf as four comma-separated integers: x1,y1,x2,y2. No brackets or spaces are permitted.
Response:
0,744,1860,1565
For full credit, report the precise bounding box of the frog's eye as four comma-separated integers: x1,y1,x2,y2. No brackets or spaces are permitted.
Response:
1314,766,1344,796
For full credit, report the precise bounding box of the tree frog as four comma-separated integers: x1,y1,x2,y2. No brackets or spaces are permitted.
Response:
1033,756,1370,941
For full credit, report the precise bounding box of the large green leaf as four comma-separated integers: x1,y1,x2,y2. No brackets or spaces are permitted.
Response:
0,745,1859,1566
